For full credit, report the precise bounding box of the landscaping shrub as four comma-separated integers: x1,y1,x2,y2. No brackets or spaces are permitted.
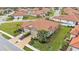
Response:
37,30,49,43
24,32,31,37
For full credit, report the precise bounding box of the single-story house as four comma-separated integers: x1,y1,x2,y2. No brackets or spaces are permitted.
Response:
70,35,79,51
69,25,79,51
70,25,79,37
53,14,79,26
52,7,79,26
31,8,51,17
12,8,28,19
21,19,59,38
63,7,79,15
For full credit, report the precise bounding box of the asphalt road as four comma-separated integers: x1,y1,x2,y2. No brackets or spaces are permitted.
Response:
0,35,22,51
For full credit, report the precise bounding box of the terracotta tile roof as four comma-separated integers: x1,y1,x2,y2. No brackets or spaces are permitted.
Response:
21,22,32,29
32,8,50,16
32,19,59,30
70,35,79,49
54,7,79,22
12,9,28,16
64,8,79,15
53,14,79,22
70,24,79,49
32,10,44,16
70,25,79,35
21,19,59,31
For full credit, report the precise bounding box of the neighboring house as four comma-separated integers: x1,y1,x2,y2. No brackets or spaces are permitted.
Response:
31,8,51,17
53,15,79,26
52,7,79,26
69,25,79,51
21,19,59,38
12,8,53,19
70,25,79,38
12,8,28,20
70,35,79,51
63,7,79,15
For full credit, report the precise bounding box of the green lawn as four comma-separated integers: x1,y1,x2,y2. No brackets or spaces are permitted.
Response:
1,34,11,39
23,46,33,51
23,15,40,20
0,22,22,37
7,16,14,21
30,26,72,51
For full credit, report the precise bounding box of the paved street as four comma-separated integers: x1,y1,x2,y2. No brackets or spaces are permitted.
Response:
0,35,22,51
0,20,35,24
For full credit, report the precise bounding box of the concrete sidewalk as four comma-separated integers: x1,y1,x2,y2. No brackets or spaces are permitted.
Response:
0,30,14,38
26,44,40,51
0,20,35,24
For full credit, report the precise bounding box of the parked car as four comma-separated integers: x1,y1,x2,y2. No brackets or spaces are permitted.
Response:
19,32,30,40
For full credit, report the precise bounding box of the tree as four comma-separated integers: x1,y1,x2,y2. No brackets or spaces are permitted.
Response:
37,30,49,43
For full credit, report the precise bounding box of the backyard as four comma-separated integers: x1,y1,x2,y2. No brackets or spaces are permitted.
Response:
0,22,22,38
30,26,72,51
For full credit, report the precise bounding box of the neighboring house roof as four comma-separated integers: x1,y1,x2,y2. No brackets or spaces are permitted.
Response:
70,25,79,49
70,25,79,35
70,35,79,49
21,19,59,31
64,7,79,15
32,10,44,16
32,8,50,16
53,14,79,22
53,7,79,22
12,8,28,16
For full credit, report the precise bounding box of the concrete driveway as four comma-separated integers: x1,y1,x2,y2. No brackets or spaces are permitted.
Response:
16,35,31,48
9,35,31,49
